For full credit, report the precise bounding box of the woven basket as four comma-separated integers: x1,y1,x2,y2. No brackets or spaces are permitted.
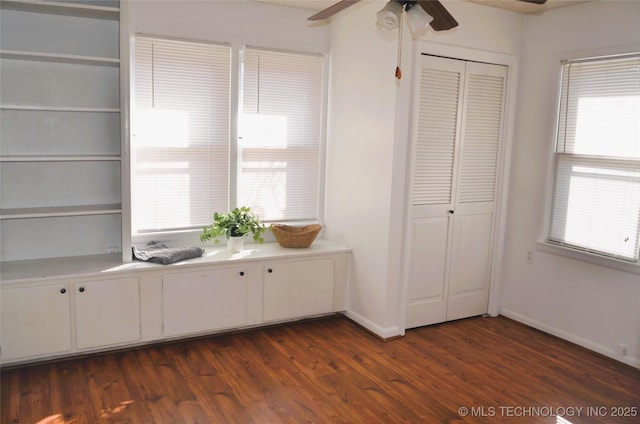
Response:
271,224,322,248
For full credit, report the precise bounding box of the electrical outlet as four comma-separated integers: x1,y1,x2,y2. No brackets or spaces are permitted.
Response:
526,248,535,264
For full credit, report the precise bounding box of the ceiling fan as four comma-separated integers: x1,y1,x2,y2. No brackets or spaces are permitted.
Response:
308,0,548,31
309,0,548,79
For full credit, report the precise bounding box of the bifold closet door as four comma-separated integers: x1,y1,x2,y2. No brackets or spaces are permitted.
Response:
406,54,507,329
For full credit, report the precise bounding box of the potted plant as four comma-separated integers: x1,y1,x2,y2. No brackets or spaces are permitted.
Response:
200,206,267,252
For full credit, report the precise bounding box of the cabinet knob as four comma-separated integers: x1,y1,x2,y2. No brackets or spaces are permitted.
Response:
268,268,273,273
60,288,66,294
78,286,85,293
239,271,245,276
448,210,455,215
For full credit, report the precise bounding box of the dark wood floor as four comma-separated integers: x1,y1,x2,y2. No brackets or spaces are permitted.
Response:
2,315,639,423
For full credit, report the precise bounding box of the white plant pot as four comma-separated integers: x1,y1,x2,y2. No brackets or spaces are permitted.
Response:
227,236,245,253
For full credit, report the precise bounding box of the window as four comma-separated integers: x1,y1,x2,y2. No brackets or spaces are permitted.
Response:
547,54,640,262
239,48,324,222
132,37,325,238
132,37,231,235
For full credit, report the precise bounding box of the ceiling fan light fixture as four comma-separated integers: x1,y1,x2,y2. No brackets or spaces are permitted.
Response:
376,1,403,31
406,4,434,37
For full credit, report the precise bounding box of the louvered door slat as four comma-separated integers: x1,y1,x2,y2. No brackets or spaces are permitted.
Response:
412,65,462,206
458,68,506,204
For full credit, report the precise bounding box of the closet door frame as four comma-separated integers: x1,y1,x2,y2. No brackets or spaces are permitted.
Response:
399,42,519,333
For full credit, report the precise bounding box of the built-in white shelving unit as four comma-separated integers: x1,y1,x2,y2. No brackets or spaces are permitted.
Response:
0,0,128,262
0,49,120,65
1,240,350,365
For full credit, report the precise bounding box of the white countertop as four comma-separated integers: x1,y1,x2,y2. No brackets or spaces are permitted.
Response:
1,239,351,284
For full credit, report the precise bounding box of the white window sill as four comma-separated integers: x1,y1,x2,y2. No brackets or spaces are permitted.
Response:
132,221,323,248
0,239,350,284
536,240,640,276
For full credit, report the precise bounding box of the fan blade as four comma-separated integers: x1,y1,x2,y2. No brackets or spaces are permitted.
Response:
308,0,361,21
417,0,459,31
518,0,547,4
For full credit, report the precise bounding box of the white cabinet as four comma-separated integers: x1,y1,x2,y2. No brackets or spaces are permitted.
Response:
263,258,334,322
406,55,507,328
162,266,261,337
1,276,140,362
0,0,126,262
163,257,339,335
0,242,350,365
75,277,140,349
1,284,72,360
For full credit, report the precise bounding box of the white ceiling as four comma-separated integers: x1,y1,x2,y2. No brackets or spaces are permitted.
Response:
466,0,589,14
256,0,590,15
255,0,334,11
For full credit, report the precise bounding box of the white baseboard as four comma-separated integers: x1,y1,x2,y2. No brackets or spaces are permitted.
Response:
343,310,402,340
500,308,640,369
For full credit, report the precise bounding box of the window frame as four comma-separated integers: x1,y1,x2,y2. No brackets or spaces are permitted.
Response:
131,35,233,238
539,51,640,275
130,35,328,246
238,46,327,224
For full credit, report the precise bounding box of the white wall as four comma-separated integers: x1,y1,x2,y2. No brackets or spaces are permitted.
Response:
129,0,328,53
126,0,640,367
323,0,405,337
125,0,329,248
500,0,640,368
324,0,523,337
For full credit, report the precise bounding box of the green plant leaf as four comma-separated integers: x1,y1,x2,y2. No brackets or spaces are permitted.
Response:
200,206,266,244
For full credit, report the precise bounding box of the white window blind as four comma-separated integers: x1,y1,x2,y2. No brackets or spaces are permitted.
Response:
239,48,324,222
132,37,231,234
548,54,640,261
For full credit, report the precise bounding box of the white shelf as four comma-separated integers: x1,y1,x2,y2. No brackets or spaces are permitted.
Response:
0,49,119,66
2,57,120,108
0,0,124,262
0,204,122,220
0,0,119,19
0,105,120,112
0,109,121,157
0,155,121,162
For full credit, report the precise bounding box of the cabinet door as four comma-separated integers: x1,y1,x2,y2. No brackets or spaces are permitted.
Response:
74,278,140,349
163,268,251,337
1,284,71,361
263,259,334,322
